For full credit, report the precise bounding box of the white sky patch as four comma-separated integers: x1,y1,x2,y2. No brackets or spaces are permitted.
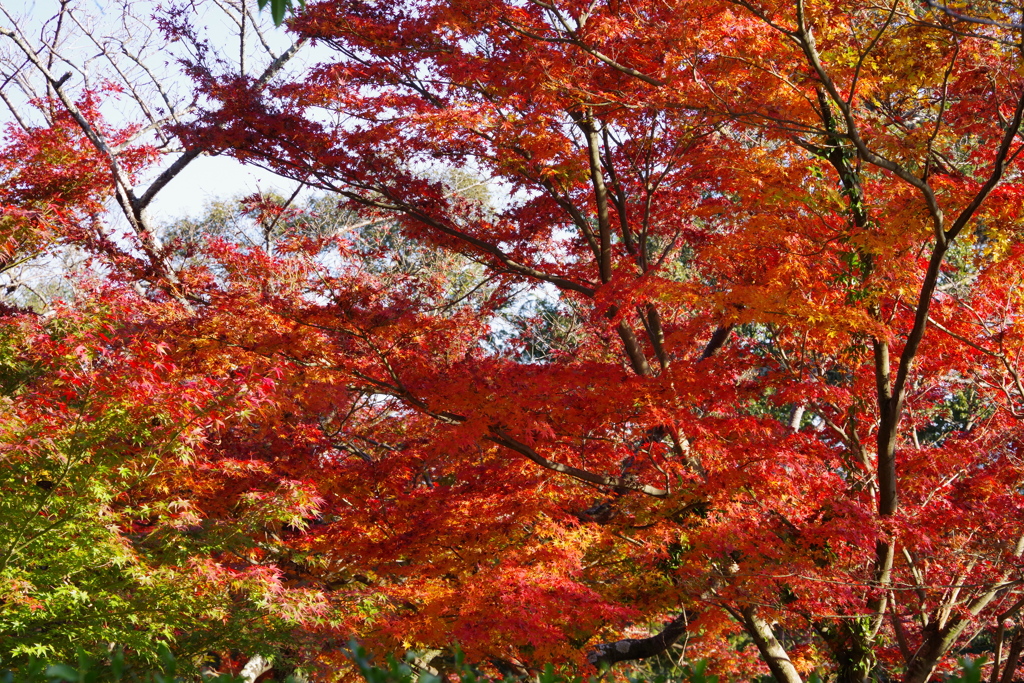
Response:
146,154,299,223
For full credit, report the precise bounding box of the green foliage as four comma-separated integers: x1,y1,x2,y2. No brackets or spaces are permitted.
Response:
917,388,994,446
945,657,988,683
345,641,723,683
7,645,991,683
255,0,304,26
347,642,442,683
0,645,242,683
0,324,38,395
489,296,585,363
0,314,299,671
163,192,496,313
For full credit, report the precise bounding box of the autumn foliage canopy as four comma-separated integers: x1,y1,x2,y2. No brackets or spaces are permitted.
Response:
4,0,1024,680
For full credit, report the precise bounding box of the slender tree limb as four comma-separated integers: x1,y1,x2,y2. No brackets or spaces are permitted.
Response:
488,428,668,498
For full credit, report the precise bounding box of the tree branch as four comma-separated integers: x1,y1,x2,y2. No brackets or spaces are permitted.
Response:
487,427,668,497
587,611,690,668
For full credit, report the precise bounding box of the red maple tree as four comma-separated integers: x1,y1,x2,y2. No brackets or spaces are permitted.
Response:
5,0,1024,680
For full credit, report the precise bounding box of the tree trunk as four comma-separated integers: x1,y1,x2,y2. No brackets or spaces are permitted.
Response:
743,607,804,683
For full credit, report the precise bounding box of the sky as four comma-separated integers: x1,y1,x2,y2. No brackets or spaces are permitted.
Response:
5,0,304,224
147,155,299,223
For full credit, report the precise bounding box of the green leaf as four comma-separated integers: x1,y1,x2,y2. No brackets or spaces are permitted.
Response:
109,649,124,682
271,0,286,27
157,644,176,678
44,664,80,682
952,657,988,683
257,0,305,26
